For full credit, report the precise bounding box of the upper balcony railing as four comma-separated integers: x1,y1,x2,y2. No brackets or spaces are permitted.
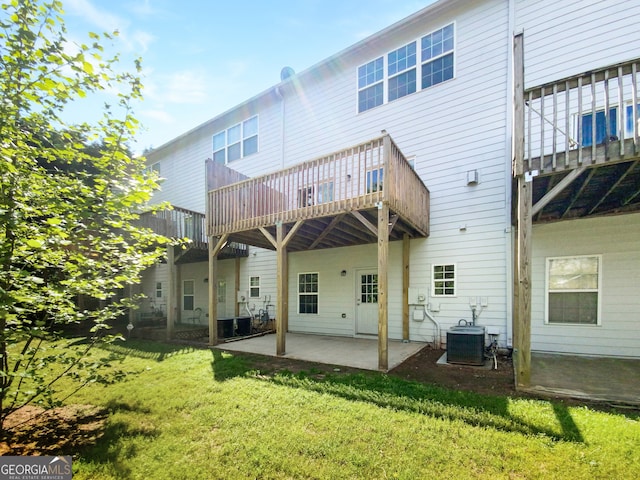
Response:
207,135,430,237
138,206,207,249
524,58,640,174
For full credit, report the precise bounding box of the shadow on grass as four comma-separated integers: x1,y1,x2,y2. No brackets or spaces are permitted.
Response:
89,338,198,362
75,400,160,480
211,349,265,381
208,349,594,443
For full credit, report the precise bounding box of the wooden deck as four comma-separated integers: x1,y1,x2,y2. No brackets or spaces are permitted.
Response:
207,135,430,251
522,57,640,221
138,206,248,262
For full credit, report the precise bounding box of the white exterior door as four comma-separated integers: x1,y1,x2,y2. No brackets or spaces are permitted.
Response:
356,269,378,335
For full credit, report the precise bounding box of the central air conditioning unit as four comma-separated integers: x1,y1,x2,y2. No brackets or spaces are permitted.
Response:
446,326,485,366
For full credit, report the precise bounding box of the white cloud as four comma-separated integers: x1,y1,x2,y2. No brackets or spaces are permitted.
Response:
140,109,174,124
162,70,209,104
64,0,123,34
64,0,155,54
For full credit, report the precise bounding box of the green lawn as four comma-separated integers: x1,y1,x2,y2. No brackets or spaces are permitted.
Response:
33,340,640,479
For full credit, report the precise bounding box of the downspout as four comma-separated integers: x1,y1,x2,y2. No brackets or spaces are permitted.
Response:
504,0,517,349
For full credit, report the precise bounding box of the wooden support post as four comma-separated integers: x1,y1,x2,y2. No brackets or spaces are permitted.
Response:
166,245,176,340
513,32,532,387
515,177,532,387
208,234,229,347
402,234,410,342
234,256,241,317
276,222,287,355
208,238,218,347
377,202,389,371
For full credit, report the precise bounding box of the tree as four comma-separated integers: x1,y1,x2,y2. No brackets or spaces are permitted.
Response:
0,0,168,431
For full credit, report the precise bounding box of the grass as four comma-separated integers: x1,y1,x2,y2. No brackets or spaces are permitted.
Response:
24,339,640,479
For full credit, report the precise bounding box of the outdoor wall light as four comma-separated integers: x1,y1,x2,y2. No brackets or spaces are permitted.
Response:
340,270,347,277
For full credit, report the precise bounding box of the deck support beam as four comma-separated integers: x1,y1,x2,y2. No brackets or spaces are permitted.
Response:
166,245,176,340
261,220,303,356
208,234,229,346
275,223,286,355
377,201,389,371
532,166,586,216
402,234,410,342
513,32,532,388
234,257,241,317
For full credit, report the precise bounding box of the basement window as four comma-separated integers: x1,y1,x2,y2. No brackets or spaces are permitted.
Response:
249,276,260,298
298,273,318,314
217,280,226,303
183,280,194,311
546,255,601,325
432,264,455,296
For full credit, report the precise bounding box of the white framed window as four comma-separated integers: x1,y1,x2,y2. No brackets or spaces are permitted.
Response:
317,181,334,204
421,23,454,89
249,276,260,298
298,273,319,314
183,280,195,311
358,57,384,113
366,167,384,193
546,255,601,325
388,41,417,101
217,280,226,303
577,107,618,147
144,162,161,177
297,186,315,208
213,115,258,164
357,23,454,113
155,282,162,299
624,102,640,137
432,264,455,296
297,181,334,207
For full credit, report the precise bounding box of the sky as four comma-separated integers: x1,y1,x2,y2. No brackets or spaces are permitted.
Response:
60,0,434,154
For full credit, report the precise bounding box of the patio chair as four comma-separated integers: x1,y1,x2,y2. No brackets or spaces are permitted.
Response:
187,307,202,324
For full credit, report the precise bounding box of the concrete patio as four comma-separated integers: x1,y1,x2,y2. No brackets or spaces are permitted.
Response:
528,352,640,406
215,332,427,371
213,332,640,406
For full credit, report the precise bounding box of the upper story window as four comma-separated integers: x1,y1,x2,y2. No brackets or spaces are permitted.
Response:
358,57,384,113
580,108,617,147
144,162,161,176
388,42,416,101
213,115,258,164
421,23,454,89
357,23,454,113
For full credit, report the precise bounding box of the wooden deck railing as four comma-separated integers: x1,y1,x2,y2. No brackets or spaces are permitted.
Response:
139,206,207,249
524,58,640,174
139,206,249,258
207,135,429,237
